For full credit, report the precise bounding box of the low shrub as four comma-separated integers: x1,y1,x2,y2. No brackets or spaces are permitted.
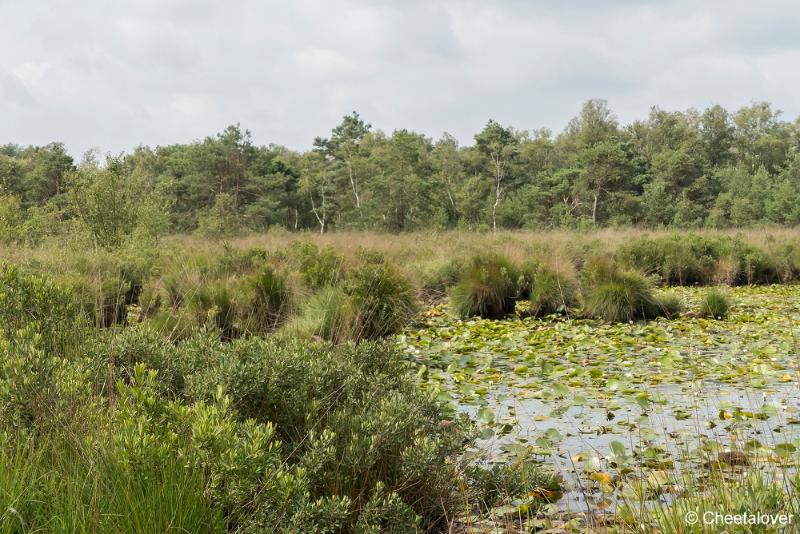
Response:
449,254,520,319
183,338,468,532
282,286,356,343
656,292,683,318
289,241,346,289
0,263,86,355
283,252,416,343
185,282,239,340
618,234,780,286
773,241,800,282
698,288,731,319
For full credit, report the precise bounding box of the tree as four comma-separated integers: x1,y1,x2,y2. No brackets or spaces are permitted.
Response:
562,99,619,150
576,140,639,225
432,133,464,226
474,121,520,232
314,112,371,216
66,157,170,248
299,151,334,234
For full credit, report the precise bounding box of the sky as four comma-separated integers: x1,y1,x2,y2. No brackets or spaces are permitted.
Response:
2,0,800,157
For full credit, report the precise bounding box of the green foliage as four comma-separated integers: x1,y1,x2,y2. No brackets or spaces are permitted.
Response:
656,292,683,318
449,254,520,319
283,286,357,343
468,461,560,511
66,158,171,249
582,260,671,322
289,241,345,289
698,288,731,318
4,100,800,231
196,192,243,238
772,241,800,282
0,194,24,244
0,435,224,534
289,252,417,343
618,234,782,286
525,263,578,316
0,263,86,354
344,251,418,340
181,338,466,531
419,257,465,302
241,266,293,333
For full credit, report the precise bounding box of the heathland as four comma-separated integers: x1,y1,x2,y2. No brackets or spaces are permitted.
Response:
1,227,799,532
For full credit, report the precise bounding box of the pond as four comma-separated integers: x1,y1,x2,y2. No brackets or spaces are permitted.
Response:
400,285,800,515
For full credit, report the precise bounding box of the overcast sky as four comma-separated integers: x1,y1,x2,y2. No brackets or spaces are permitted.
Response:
2,0,800,156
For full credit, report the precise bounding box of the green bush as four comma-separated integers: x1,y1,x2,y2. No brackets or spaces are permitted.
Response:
656,292,683,318
289,241,346,289
0,263,86,355
449,254,520,319
185,282,239,340
618,234,780,286
282,286,357,343
699,288,731,319
183,338,467,532
418,257,464,303
773,241,800,282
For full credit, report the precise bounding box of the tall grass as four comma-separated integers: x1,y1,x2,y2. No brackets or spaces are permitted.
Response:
449,253,520,319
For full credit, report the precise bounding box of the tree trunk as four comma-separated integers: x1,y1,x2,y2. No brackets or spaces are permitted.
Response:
492,177,501,232
348,163,360,209
592,192,599,225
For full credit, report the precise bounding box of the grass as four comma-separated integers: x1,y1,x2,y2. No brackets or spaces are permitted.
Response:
699,287,731,318
449,253,520,319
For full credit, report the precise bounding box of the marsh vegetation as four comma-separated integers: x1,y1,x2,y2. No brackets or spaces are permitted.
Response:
0,228,798,532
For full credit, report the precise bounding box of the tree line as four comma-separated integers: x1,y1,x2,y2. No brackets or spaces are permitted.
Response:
2,99,800,242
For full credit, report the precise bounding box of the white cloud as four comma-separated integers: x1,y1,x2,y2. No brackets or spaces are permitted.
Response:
1,0,799,156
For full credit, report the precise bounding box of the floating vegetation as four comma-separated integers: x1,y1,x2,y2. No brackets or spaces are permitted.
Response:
401,285,800,524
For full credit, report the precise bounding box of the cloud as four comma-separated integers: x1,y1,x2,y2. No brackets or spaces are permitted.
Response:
1,0,799,156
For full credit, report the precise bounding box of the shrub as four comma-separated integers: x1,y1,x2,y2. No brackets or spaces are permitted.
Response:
618,236,706,285
773,241,800,282
0,263,86,355
656,292,683,318
617,234,780,286
699,288,730,319
183,338,467,532
185,282,239,340
289,241,346,289
449,254,520,319
418,257,465,303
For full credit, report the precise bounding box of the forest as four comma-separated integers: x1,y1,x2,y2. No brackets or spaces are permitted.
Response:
2,99,800,244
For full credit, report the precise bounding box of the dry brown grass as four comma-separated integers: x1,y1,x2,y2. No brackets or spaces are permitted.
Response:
2,227,799,290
